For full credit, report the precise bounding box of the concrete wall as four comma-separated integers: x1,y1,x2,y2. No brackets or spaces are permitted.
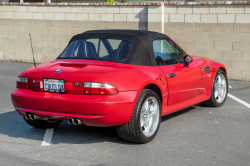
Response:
0,4,148,64
0,2,250,81
147,4,250,81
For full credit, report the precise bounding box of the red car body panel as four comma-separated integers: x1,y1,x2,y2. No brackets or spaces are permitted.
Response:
11,57,226,127
12,88,139,127
11,31,227,127
160,60,202,105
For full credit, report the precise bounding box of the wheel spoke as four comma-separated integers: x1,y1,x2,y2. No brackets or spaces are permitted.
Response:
149,104,154,114
143,100,149,112
141,101,148,119
214,90,219,98
153,102,158,114
145,119,150,129
214,82,219,90
140,113,145,122
217,75,222,85
151,100,159,115
218,90,223,98
221,79,226,86
217,95,221,101
141,120,145,129
146,114,152,119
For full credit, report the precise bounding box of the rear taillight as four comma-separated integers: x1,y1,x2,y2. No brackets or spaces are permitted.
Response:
83,82,118,95
17,76,29,89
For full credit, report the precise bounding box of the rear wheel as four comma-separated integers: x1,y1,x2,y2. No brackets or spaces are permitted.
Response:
24,118,63,129
116,89,161,144
203,69,228,107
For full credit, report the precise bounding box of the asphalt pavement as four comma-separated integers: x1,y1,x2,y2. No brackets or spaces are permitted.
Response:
0,60,250,166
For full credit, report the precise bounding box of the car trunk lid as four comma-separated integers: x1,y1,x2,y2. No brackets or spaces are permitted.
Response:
23,59,121,95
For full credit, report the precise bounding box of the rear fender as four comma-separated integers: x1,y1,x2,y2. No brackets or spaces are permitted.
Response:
139,79,168,109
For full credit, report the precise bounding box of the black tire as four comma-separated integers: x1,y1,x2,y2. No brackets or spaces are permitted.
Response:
203,69,228,107
24,118,63,129
116,89,161,144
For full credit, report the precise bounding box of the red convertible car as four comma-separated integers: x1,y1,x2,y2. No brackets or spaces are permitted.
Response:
11,30,228,143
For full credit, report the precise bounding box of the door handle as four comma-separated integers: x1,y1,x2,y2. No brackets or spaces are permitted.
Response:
168,73,176,77
204,66,211,72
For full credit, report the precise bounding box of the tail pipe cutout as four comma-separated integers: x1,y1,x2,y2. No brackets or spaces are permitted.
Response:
68,118,84,125
25,113,48,121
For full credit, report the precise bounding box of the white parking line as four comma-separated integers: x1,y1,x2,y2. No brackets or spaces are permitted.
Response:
228,93,250,109
41,128,54,146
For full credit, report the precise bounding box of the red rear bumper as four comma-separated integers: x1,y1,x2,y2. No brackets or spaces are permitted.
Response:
11,88,139,127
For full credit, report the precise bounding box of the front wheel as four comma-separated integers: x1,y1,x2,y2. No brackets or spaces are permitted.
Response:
116,89,161,144
203,69,228,107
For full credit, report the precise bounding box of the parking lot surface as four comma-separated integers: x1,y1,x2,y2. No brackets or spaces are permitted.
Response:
0,61,250,166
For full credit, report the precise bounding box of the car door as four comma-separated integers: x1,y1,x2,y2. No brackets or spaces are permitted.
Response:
153,38,202,105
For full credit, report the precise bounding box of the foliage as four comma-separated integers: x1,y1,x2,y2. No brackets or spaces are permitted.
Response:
106,0,117,3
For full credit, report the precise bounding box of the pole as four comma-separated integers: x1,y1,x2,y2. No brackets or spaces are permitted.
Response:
29,33,36,68
161,2,165,34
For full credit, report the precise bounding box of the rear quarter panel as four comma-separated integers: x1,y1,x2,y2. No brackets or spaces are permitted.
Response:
96,65,169,108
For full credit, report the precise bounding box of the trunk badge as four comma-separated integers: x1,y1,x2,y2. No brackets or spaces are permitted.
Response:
75,82,82,86
55,69,62,73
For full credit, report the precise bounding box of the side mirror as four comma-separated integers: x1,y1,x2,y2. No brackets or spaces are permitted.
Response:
183,55,193,65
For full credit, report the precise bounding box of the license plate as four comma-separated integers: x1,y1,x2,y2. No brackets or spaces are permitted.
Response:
43,79,65,93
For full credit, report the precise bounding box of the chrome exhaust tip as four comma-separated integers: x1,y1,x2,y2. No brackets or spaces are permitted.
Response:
68,118,84,125
68,118,74,125
25,114,31,120
73,119,83,125
30,114,35,120
25,113,47,121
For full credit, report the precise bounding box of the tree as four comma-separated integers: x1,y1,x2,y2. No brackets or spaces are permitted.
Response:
106,0,117,3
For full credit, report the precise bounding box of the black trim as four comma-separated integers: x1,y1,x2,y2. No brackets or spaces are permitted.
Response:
57,30,175,66
153,37,182,66
168,73,176,77
169,39,186,63
204,66,211,72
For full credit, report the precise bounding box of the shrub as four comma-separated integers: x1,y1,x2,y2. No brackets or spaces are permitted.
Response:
106,0,118,3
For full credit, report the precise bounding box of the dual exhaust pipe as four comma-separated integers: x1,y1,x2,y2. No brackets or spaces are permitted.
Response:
25,113,83,125
25,113,47,121
68,118,84,125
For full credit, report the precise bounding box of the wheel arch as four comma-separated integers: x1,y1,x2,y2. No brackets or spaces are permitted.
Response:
143,83,163,105
218,67,227,77
210,60,227,77
202,66,228,107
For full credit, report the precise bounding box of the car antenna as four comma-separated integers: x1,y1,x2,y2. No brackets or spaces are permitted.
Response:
29,33,37,68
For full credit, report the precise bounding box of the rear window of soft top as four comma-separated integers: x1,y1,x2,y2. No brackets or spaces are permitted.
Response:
59,38,132,62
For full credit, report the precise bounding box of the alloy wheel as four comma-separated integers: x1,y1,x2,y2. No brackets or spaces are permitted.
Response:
140,97,160,137
214,74,227,104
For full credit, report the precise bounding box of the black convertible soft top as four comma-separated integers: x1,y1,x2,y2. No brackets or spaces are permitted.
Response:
65,30,171,66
